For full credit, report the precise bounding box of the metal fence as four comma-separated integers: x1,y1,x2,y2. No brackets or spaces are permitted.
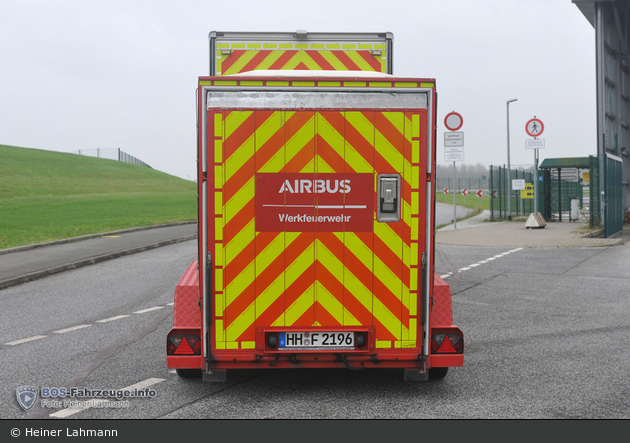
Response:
435,177,488,195
488,165,536,221
75,148,152,169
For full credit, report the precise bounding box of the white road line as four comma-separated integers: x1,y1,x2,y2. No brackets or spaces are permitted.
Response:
166,302,174,306
96,315,130,323
50,377,166,419
440,248,524,279
53,325,91,334
5,335,48,346
133,306,164,314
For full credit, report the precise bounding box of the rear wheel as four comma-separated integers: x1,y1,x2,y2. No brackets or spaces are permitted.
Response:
428,367,448,380
176,368,202,379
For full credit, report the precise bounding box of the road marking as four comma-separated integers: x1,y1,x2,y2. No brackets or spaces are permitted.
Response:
441,248,523,280
133,306,164,314
5,335,48,346
96,315,130,323
50,377,166,418
6,303,174,347
53,325,91,334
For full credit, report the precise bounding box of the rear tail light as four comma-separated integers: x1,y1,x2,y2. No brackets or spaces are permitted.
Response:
431,332,463,354
167,331,201,355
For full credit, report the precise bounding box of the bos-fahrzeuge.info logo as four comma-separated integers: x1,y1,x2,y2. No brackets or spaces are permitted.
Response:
16,386,38,411
16,385,156,411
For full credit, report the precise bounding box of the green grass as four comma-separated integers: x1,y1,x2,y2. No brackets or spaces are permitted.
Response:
437,191,491,210
0,144,196,249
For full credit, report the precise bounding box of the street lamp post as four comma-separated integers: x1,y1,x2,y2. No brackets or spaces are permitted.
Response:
506,98,518,220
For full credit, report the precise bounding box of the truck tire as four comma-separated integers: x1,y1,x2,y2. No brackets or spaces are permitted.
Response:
176,368,202,379
428,367,448,380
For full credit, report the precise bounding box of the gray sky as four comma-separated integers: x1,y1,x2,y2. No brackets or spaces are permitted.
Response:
0,0,595,180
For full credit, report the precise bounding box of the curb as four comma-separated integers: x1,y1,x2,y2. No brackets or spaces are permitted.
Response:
0,233,197,290
0,222,197,255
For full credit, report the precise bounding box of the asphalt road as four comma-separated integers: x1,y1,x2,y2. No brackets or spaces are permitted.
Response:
2,238,629,420
435,202,474,227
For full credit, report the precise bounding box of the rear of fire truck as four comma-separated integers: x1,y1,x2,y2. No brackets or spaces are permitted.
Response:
167,31,463,381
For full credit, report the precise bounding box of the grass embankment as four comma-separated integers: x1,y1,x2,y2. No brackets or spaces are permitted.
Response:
0,144,196,250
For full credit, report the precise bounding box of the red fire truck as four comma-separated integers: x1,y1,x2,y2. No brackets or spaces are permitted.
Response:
167,31,463,381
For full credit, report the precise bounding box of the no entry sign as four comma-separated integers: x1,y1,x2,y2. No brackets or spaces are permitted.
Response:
444,112,463,131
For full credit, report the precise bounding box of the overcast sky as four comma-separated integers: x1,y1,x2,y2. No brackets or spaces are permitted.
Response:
1,0,595,180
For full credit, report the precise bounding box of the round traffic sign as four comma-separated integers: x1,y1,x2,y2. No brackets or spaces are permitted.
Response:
526,118,544,137
444,112,463,131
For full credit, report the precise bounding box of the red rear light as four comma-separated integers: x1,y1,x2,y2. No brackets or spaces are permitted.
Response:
431,332,463,354
167,332,201,355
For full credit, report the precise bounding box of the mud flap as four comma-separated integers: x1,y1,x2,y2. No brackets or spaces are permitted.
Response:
203,370,227,382
404,369,429,381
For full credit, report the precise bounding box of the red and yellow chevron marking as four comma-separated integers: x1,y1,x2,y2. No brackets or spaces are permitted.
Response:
209,108,426,352
218,50,384,75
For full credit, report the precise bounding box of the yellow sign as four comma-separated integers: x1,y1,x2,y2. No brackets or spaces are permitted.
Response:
582,171,590,185
521,183,534,199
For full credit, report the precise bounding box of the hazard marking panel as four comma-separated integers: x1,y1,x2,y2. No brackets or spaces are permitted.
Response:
216,46,387,75
255,173,374,232
207,102,428,352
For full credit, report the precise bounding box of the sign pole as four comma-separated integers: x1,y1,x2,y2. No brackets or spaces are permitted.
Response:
526,117,545,216
534,147,538,213
444,111,464,230
453,161,457,229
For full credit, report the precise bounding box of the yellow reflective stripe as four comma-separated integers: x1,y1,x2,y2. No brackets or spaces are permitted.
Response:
282,52,322,70
403,200,411,228
283,114,315,168
255,50,284,70
224,111,252,140
345,50,376,72
319,51,349,71
214,113,223,137
255,233,284,277
253,242,316,328
339,232,373,271
224,177,254,225
333,112,375,173
411,216,419,242
215,243,223,266
223,50,259,75
374,222,403,261
224,218,255,266
412,114,420,138
375,118,405,177
254,111,285,172
317,241,401,336
281,283,315,327
215,320,224,342
214,166,223,190
214,192,222,216
241,341,256,349
412,140,419,164
316,281,361,326
214,139,222,164
376,340,391,349
410,268,418,292
411,191,419,216
314,155,335,173
285,239,315,289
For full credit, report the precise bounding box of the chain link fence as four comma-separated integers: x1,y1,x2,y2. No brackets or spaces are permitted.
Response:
74,148,152,169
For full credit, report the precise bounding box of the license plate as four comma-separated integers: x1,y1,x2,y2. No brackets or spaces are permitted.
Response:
278,331,354,350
